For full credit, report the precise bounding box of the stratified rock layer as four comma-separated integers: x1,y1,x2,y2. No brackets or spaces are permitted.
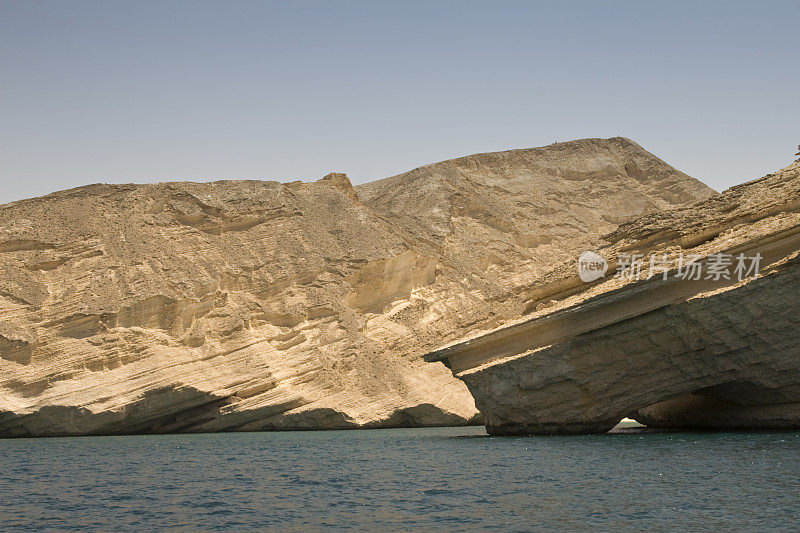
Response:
426,160,800,435
0,138,714,437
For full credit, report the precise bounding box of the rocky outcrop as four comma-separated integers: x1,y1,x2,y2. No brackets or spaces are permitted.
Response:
426,160,800,434
0,138,714,437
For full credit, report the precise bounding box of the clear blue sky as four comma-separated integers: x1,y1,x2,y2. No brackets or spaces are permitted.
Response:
1,1,798,203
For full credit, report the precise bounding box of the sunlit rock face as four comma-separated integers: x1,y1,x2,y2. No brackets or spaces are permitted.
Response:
0,138,714,437
426,160,800,435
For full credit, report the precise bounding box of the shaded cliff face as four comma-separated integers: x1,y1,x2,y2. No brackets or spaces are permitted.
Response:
426,160,800,435
0,138,714,437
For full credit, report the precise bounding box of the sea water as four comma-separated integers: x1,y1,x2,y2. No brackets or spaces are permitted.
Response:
1,426,798,531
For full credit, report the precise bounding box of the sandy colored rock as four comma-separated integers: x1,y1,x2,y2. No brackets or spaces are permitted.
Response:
0,138,713,437
426,160,800,434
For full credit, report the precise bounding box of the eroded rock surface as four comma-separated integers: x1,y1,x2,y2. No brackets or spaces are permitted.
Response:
0,138,713,437
426,160,800,434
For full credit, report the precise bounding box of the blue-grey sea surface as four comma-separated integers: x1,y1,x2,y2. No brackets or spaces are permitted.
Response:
1,426,798,531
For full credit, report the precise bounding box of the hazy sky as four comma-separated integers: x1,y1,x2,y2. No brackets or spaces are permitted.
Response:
1,1,798,204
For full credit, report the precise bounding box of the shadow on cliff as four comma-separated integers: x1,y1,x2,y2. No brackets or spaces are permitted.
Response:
0,387,478,438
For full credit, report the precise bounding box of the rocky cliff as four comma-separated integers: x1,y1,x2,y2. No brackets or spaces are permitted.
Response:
426,159,800,434
0,138,714,437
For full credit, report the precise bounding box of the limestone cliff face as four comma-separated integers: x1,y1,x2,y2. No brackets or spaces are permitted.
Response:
426,160,800,435
0,138,714,437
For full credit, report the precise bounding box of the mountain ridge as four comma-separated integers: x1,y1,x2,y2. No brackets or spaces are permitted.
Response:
0,138,715,437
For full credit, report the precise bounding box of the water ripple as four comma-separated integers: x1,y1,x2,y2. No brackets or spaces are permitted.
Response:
1,427,799,530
